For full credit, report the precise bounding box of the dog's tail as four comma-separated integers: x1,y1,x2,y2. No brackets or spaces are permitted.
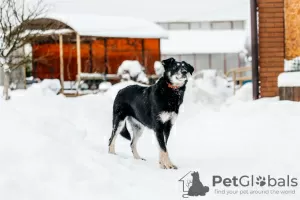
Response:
119,123,131,140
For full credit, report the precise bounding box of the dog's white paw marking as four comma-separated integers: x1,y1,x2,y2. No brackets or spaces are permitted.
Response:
158,112,177,124
159,151,177,169
109,120,125,154
109,145,116,154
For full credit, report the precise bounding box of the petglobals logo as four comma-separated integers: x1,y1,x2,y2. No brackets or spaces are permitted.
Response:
212,175,298,187
212,175,299,196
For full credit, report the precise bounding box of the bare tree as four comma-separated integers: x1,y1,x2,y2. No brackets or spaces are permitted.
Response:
0,0,48,100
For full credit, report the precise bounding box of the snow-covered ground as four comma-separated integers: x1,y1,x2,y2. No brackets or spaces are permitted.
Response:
0,79,300,200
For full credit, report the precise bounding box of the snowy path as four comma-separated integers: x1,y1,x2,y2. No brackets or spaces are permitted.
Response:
0,86,300,200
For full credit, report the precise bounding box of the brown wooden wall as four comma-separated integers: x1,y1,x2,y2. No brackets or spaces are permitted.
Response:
32,38,160,81
258,0,285,97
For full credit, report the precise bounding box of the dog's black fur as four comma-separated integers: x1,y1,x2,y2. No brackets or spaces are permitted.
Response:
108,57,194,169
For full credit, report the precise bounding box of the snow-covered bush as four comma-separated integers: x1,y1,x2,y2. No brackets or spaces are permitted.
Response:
33,79,62,95
187,69,233,106
117,60,149,84
99,81,112,92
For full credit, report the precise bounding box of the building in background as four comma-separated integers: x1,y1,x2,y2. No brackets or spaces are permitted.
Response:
27,14,167,86
43,0,251,74
154,0,250,74
160,30,247,73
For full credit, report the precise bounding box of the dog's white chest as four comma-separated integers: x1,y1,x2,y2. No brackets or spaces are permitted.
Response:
158,112,177,124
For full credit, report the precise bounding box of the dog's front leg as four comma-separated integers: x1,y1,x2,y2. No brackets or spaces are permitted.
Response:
155,125,177,169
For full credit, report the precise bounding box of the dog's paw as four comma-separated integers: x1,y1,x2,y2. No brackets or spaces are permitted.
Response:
159,162,178,169
108,150,117,155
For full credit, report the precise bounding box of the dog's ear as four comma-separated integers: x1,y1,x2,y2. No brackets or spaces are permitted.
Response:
161,57,175,70
182,61,194,75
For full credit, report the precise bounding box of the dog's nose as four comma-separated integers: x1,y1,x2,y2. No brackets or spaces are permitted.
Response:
181,70,187,75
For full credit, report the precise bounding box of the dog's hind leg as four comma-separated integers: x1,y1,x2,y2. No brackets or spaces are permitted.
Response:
108,114,126,154
127,117,145,160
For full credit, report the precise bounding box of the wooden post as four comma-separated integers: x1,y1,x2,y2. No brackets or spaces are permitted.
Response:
233,71,236,95
21,45,27,89
141,39,145,66
89,41,93,73
104,38,108,74
59,34,64,93
76,33,82,93
223,53,227,74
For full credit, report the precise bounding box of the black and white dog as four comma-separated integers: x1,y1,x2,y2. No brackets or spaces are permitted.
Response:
108,57,194,169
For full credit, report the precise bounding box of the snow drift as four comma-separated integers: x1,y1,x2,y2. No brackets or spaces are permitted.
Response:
0,77,300,200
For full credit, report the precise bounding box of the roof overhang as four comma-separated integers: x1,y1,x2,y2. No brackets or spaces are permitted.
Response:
25,14,169,39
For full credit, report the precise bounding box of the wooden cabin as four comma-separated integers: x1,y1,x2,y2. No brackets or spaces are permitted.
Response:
254,0,299,99
23,14,168,90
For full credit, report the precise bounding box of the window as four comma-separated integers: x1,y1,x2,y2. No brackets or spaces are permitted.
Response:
189,22,201,30
181,54,195,67
169,23,189,30
163,54,181,61
211,54,225,72
195,54,210,71
233,21,245,30
199,22,211,30
211,22,232,30
225,53,239,73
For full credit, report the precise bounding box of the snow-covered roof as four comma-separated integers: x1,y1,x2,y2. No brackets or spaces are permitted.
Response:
278,72,300,87
161,30,246,54
44,14,168,39
44,0,250,22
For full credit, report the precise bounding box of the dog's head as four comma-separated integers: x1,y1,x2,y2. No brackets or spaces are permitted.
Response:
161,57,194,87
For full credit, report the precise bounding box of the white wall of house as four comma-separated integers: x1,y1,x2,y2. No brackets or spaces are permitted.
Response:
161,53,244,74
160,29,248,74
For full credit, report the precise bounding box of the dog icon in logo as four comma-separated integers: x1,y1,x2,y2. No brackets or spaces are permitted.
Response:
179,171,209,198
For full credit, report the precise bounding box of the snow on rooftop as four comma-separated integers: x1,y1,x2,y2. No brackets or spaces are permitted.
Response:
161,30,247,54
46,14,168,39
42,0,250,22
278,72,300,87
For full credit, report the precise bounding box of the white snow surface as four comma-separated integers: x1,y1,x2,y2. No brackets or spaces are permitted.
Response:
0,78,300,200
225,82,253,105
278,72,300,87
161,30,247,54
44,14,168,38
